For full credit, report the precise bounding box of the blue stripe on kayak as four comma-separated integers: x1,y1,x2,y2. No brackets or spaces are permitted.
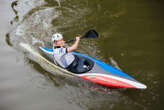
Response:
42,47,53,52
71,52,135,80
40,47,135,80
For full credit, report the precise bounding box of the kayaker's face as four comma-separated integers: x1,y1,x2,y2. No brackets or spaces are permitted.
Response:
55,39,65,46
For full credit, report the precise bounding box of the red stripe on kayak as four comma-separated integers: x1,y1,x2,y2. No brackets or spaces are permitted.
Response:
80,74,136,88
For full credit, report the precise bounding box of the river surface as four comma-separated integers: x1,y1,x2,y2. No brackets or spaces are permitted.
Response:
0,0,163,110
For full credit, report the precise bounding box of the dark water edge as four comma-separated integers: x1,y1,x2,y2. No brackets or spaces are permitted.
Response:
0,0,164,110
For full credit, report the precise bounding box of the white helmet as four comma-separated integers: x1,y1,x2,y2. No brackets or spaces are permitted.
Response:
51,33,63,42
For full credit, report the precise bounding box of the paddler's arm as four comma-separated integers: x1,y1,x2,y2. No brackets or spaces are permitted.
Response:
67,36,80,52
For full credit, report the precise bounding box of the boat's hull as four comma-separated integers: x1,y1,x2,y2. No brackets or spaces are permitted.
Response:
40,47,147,89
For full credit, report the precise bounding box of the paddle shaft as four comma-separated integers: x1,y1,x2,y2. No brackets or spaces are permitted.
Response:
65,29,98,43
65,36,85,43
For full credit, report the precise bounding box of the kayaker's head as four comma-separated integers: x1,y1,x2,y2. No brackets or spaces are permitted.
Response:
52,33,65,46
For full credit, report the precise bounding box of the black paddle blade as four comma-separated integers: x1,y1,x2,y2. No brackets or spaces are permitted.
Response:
82,29,99,39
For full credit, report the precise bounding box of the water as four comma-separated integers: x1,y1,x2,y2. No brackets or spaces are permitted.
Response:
0,0,163,110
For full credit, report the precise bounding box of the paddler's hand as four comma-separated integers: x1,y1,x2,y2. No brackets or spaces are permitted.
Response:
76,36,80,41
67,36,80,52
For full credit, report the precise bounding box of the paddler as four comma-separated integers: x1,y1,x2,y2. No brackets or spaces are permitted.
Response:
52,33,89,73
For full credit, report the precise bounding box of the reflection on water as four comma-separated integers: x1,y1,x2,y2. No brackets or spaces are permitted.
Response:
0,0,163,110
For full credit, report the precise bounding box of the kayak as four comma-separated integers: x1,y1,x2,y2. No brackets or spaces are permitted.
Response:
39,47,147,89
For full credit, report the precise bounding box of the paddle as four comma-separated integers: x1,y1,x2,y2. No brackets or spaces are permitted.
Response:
65,29,99,43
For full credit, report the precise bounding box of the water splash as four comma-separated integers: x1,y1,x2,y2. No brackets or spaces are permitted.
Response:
56,0,61,7
109,57,122,70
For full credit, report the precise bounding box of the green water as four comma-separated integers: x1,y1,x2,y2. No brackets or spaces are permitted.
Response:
0,0,163,110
